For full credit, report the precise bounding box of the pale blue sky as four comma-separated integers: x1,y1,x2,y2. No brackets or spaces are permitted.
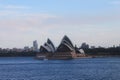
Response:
0,0,120,48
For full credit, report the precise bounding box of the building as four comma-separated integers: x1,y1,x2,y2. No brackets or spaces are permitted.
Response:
40,38,55,53
36,35,86,60
38,38,55,59
33,40,39,52
91,46,95,49
24,46,30,52
81,43,89,49
57,35,74,52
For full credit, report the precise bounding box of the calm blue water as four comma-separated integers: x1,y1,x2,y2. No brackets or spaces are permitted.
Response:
0,57,120,80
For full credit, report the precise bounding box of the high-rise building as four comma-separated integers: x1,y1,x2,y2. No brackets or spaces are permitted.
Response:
33,40,39,52
24,46,30,52
91,46,95,49
80,42,89,49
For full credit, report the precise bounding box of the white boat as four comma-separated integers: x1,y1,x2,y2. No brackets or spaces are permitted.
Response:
36,55,47,60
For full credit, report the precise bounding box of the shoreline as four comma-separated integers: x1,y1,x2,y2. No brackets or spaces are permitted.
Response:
0,55,119,59
75,55,120,59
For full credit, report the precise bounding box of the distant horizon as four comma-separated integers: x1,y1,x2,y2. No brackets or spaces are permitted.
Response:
0,35,120,49
0,0,120,48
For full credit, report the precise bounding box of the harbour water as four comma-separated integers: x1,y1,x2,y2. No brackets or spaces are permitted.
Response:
0,57,120,80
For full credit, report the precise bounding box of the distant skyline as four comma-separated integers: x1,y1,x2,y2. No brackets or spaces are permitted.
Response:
0,0,120,48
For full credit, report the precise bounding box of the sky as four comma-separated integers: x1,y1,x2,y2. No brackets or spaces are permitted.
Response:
0,0,120,48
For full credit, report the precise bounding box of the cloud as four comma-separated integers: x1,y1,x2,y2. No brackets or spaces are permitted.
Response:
0,9,120,48
44,14,120,27
0,5,30,10
4,5,30,9
0,10,120,33
0,12,57,33
109,1,120,5
0,12,57,48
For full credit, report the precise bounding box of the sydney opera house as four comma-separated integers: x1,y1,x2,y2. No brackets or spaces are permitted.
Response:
36,35,85,59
